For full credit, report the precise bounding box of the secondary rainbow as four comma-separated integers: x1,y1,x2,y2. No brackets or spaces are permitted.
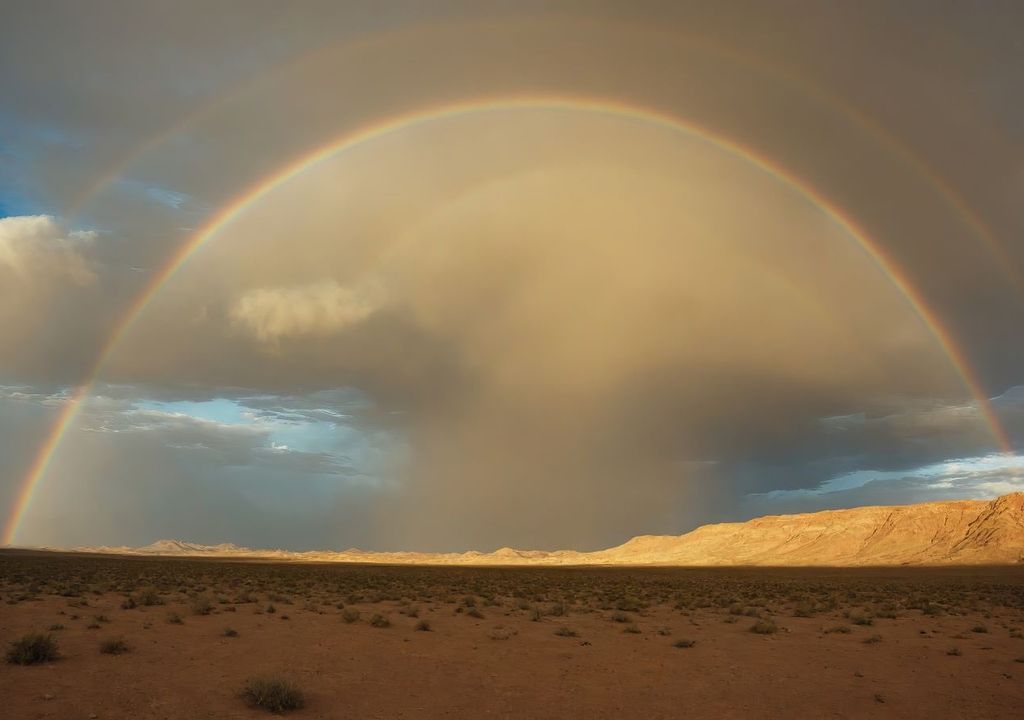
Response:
3,93,1012,545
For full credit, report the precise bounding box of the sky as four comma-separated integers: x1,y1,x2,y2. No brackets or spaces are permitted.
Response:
2,0,1024,552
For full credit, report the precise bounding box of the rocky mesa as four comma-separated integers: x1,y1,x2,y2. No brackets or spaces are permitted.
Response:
71,493,1024,566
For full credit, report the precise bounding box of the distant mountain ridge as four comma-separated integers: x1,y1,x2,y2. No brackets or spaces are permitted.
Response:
67,493,1024,566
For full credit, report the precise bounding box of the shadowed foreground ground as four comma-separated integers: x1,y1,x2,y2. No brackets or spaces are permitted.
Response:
1,552,1023,719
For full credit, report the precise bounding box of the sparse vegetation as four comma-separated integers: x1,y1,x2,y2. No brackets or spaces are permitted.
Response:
751,619,778,635
100,637,129,655
341,608,360,623
241,675,305,713
6,633,59,665
3,548,1024,718
191,595,215,615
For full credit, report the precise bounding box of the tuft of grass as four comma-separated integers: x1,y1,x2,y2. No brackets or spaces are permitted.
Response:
48,624,65,631
673,639,695,648
610,611,630,623
415,619,432,632
863,634,883,644
6,633,59,665
224,627,239,637
191,595,215,616
370,614,391,628
554,626,578,637
167,612,184,625
751,619,778,635
972,624,989,634
656,627,672,636
623,624,641,634
341,608,360,624
825,625,851,634
135,587,164,606
466,607,484,619
241,675,304,713
947,646,962,656
100,637,129,655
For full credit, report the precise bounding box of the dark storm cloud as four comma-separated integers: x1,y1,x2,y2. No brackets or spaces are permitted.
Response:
2,1,1024,550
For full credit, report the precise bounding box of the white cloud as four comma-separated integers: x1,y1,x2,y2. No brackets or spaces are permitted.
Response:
0,215,96,286
230,280,382,343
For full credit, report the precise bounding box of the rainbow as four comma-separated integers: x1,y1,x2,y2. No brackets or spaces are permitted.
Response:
3,94,1012,545
61,21,1024,298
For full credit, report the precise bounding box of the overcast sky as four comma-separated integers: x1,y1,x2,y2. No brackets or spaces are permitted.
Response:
2,0,1024,552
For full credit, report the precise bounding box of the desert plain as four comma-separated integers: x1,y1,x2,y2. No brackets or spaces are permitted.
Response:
2,551,1023,719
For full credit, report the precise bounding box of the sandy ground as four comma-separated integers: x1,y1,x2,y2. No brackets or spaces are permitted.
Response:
2,581,1023,720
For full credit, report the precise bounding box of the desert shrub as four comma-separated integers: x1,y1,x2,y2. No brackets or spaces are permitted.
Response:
167,612,184,625
224,627,239,637
972,624,988,634
554,626,578,637
415,619,432,631
466,607,484,619
242,675,304,713
656,627,672,636
623,624,641,634
947,647,962,656
135,587,164,606
48,624,65,631
100,637,129,655
792,602,815,618
370,614,391,628
266,604,276,614
751,619,778,635
120,596,137,610
863,634,883,644
341,608,360,623
850,614,874,626
6,633,59,665
191,596,214,616
610,611,630,623
825,625,851,634
673,639,695,648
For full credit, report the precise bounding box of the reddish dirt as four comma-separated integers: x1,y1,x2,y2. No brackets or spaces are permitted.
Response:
2,589,1024,719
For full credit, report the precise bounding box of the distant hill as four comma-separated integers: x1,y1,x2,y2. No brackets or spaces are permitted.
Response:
69,493,1024,566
